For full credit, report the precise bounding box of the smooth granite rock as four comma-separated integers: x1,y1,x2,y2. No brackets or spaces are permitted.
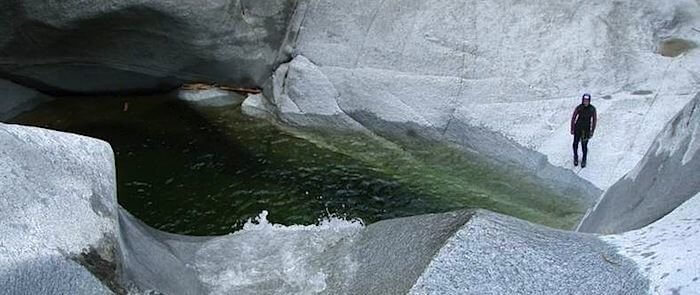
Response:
243,55,369,131
578,93,700,234
259,0,700,190
0,0,299,94
3,122,697,294
118,209,209,295
410,210,649,295
116,204,651,295
2,1,700,294
603,193,700,295
0,123,120,294
245,55,602,207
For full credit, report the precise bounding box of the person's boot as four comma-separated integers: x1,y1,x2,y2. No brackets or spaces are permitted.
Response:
581,157,587,168
573,155,579,166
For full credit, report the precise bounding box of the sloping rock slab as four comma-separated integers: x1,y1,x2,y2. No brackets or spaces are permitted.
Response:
603,193,700,295
579,93,700,234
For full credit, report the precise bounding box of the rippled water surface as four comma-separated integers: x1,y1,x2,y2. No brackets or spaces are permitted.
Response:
10,94,583,235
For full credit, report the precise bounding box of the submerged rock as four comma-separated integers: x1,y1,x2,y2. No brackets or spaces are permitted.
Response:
0,79,50,120
174,88,245,107
245,55,602,208
0,0,299,94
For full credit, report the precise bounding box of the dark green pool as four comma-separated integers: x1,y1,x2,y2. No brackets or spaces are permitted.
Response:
10,94,584,235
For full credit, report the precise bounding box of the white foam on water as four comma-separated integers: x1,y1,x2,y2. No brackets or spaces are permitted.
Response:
193,211,363,295
239,210,365,232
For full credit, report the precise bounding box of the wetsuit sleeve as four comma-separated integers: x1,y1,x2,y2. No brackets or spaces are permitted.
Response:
570,106,579,134
591,107,597,134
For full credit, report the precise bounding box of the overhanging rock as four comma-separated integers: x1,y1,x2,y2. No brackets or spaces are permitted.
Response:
0,0,299,94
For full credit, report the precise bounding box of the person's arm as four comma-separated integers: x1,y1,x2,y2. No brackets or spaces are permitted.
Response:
570,107,579,135
590,107,597,137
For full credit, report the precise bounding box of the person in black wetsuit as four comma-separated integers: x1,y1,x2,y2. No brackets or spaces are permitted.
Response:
570,93,597,168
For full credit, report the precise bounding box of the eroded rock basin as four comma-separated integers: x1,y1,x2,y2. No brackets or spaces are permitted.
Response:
10,94,586,235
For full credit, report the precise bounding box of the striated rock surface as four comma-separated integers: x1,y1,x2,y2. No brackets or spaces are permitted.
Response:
0,0,299,94
579,93,700,234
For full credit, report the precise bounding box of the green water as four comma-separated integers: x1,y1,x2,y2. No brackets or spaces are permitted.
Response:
10,95,584,235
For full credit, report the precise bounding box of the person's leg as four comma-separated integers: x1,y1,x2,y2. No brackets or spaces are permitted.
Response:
572,131,581,166
581,131,589,167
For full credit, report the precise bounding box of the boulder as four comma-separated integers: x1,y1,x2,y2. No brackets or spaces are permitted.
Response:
118,209,209,295
0,123,122,294
410,211,648,295
0,0,299,94
242,55,370,131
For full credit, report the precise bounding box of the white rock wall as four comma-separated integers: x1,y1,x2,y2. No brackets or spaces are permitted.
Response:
253,0,700,190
